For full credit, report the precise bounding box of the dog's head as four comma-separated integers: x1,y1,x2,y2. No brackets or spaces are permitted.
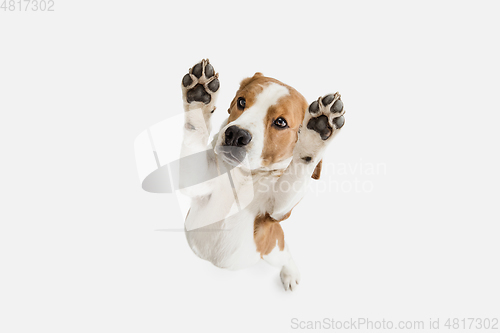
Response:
215,73,307,170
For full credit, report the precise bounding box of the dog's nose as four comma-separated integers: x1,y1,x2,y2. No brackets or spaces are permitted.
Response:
225,125,252,147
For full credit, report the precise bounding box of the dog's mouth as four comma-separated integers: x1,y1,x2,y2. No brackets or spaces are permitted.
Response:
215,145,247,166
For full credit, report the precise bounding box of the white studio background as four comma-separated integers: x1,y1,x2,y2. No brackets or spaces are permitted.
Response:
1,1,499,332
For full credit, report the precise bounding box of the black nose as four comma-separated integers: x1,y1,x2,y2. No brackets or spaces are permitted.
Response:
225,125,252,147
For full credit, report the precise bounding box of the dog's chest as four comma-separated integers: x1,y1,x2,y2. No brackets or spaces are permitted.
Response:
185,172,278,269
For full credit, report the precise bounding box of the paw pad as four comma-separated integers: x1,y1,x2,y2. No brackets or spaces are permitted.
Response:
309,101,319,113
333,115,345,129
187,85,211,104
331,99,343,113
182,59,220,105
306,92,345,140
307,115,332,140
205,63,215,78
321,94,335,105
182,74,193,87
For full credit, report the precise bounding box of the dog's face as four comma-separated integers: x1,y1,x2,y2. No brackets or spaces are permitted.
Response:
216,73,308,170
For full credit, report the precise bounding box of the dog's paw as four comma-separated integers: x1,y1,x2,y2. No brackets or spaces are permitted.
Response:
304,92,345,141
280,262,301,291
182,59,220,110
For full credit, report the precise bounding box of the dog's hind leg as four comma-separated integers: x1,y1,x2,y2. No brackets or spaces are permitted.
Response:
179,59,221,197
254,214,301,291
263,243,301,291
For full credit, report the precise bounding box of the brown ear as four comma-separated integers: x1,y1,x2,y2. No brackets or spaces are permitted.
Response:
239,72,264,89
311,159,322,180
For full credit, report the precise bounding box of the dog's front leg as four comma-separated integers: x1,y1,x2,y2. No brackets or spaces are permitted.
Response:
271,93,345,219
179,59,220,197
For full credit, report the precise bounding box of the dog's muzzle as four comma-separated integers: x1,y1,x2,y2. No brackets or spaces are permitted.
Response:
224,125,252,147
216,125,252,165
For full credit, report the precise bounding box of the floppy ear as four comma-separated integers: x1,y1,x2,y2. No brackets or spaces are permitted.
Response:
239,72,264,89
311,159,322,180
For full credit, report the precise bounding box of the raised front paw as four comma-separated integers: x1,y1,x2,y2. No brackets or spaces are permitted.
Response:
305,92,345,140
182,59,220,106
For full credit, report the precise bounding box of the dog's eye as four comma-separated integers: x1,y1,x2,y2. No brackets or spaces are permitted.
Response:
273,117,288,128
237,97,246,110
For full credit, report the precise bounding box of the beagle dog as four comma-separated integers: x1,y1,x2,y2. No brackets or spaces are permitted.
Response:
180,59,345,291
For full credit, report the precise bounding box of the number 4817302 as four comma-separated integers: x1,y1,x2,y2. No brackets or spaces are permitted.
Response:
1,0,55,11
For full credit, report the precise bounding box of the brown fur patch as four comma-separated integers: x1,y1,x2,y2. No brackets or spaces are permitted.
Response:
312,159,322,180
261,87,308,166
227,72,266,120
253,211,292,257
